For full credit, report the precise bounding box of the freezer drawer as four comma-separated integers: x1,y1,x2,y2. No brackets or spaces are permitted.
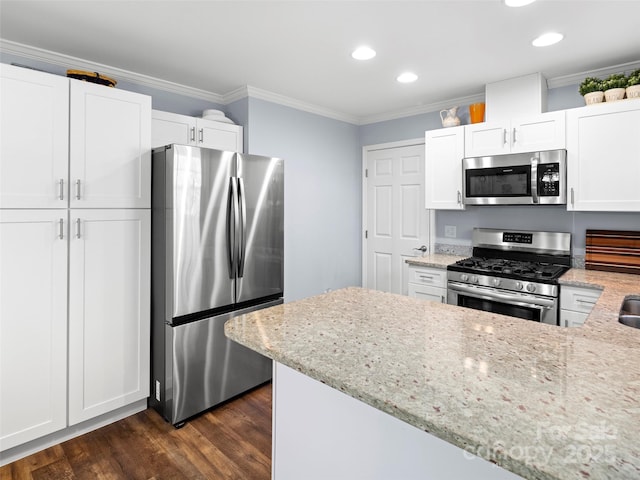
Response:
156,299,279,425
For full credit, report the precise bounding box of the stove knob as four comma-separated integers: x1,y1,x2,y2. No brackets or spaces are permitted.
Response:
471,275,479,284
526,283,536,293
460,274,469,282
492,278,501,287
515,281,524,290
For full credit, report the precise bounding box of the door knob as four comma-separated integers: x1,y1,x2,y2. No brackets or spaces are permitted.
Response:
413,245,427,253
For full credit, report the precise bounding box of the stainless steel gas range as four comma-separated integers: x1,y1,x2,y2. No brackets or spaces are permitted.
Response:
447,228,571,326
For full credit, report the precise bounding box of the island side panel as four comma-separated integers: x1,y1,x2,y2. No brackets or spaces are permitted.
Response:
272,362,522,480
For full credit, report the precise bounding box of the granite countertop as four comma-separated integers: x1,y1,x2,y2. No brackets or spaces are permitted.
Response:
405,253,466,268
225,268,640,480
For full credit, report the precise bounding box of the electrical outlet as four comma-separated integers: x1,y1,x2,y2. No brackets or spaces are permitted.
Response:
445,225,457,238
155,380,161,402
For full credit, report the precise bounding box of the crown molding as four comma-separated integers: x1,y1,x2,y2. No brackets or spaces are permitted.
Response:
0,39,224,103
360,92,486,125
3,39,639,126
547,60,640,89
224,85,360,124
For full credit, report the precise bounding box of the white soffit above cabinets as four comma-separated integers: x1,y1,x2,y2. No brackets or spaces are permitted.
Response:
1,1,639,125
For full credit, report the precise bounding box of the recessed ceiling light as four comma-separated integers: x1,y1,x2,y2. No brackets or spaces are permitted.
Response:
532,32,564,47
397,72,418,83
504,0,536,6
352,46,376,60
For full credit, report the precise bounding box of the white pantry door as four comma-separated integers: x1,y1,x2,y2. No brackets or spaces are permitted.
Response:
364,142,431,295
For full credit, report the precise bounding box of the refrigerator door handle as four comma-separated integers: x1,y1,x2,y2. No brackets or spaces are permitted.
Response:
227,177,239,278
238,177,247,278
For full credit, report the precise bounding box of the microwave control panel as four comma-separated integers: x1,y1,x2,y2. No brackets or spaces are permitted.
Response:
538,163,561,196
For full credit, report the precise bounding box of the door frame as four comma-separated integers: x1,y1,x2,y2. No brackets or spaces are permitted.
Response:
361,138,435,288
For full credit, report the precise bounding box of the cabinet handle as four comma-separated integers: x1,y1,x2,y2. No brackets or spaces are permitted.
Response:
75,218,81,239
503,129,508,145
570,187,575,206
58,218,64,239
75,179,81,200
512,127,517,144
190,126,196,142
441,295,445,303
457,190,462,204
418,275,434,280
58,179,64,200
199,128,204,143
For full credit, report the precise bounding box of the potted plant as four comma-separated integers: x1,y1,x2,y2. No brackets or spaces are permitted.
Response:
579,77,604,105
626,69,640,99
601,73,627,102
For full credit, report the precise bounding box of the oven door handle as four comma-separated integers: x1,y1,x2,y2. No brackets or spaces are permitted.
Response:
448,282,556,310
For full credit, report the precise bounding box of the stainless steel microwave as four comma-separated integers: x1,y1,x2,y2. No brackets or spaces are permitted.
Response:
462,150,566,205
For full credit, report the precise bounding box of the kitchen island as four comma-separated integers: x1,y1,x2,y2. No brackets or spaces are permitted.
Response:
224,269,640,480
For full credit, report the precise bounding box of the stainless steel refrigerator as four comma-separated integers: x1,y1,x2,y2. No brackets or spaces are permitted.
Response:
150,144,283,426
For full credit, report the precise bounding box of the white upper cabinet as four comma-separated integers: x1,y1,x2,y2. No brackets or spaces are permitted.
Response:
464,111,565,157
0,64,69,209
425,126,465,210
70,80,151,209
566,99,640,211
152,109,243,152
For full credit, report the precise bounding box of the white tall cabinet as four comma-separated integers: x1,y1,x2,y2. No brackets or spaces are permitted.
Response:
0,63,151,455
0,210,68,450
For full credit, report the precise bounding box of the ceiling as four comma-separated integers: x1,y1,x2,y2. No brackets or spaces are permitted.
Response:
1,0,640,124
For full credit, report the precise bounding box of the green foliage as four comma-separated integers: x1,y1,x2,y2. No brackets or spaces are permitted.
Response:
627,69,640,87
579,77,603,96
601,73,627,90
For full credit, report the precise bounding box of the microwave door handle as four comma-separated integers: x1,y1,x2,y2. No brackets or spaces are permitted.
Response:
530,156,539,204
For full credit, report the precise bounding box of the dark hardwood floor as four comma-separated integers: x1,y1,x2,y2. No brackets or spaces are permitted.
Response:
1,383,272,480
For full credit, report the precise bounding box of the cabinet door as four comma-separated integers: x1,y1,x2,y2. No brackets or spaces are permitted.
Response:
0,64,69,208
68,209,150,425
511,111,565,154
407,283,446,303
151,109,197,148
464,121,510,157
0,210,68,449
560,309,588,328
425,126,465,209
196,118,243,152
70,81,151,209
567,99,640,211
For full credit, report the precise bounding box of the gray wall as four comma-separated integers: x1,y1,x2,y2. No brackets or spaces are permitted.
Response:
243,98,362,302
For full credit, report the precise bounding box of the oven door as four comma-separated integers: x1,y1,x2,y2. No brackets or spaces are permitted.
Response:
447,282,558,325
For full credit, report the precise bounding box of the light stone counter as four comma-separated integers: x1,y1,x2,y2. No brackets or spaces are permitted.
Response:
225,270,640,480
405,253,466,268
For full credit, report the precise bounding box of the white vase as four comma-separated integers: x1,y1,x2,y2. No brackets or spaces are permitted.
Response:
583,91,604,105
604,88,626,102
626,84,640,99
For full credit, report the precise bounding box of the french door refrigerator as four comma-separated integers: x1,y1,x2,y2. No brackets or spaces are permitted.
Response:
150,144,283,425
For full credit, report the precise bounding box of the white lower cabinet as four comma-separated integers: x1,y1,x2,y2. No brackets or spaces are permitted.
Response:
0,209,150,454
407,265,447,303
0,210,68,450
559,285,601,327
68,209,151,425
